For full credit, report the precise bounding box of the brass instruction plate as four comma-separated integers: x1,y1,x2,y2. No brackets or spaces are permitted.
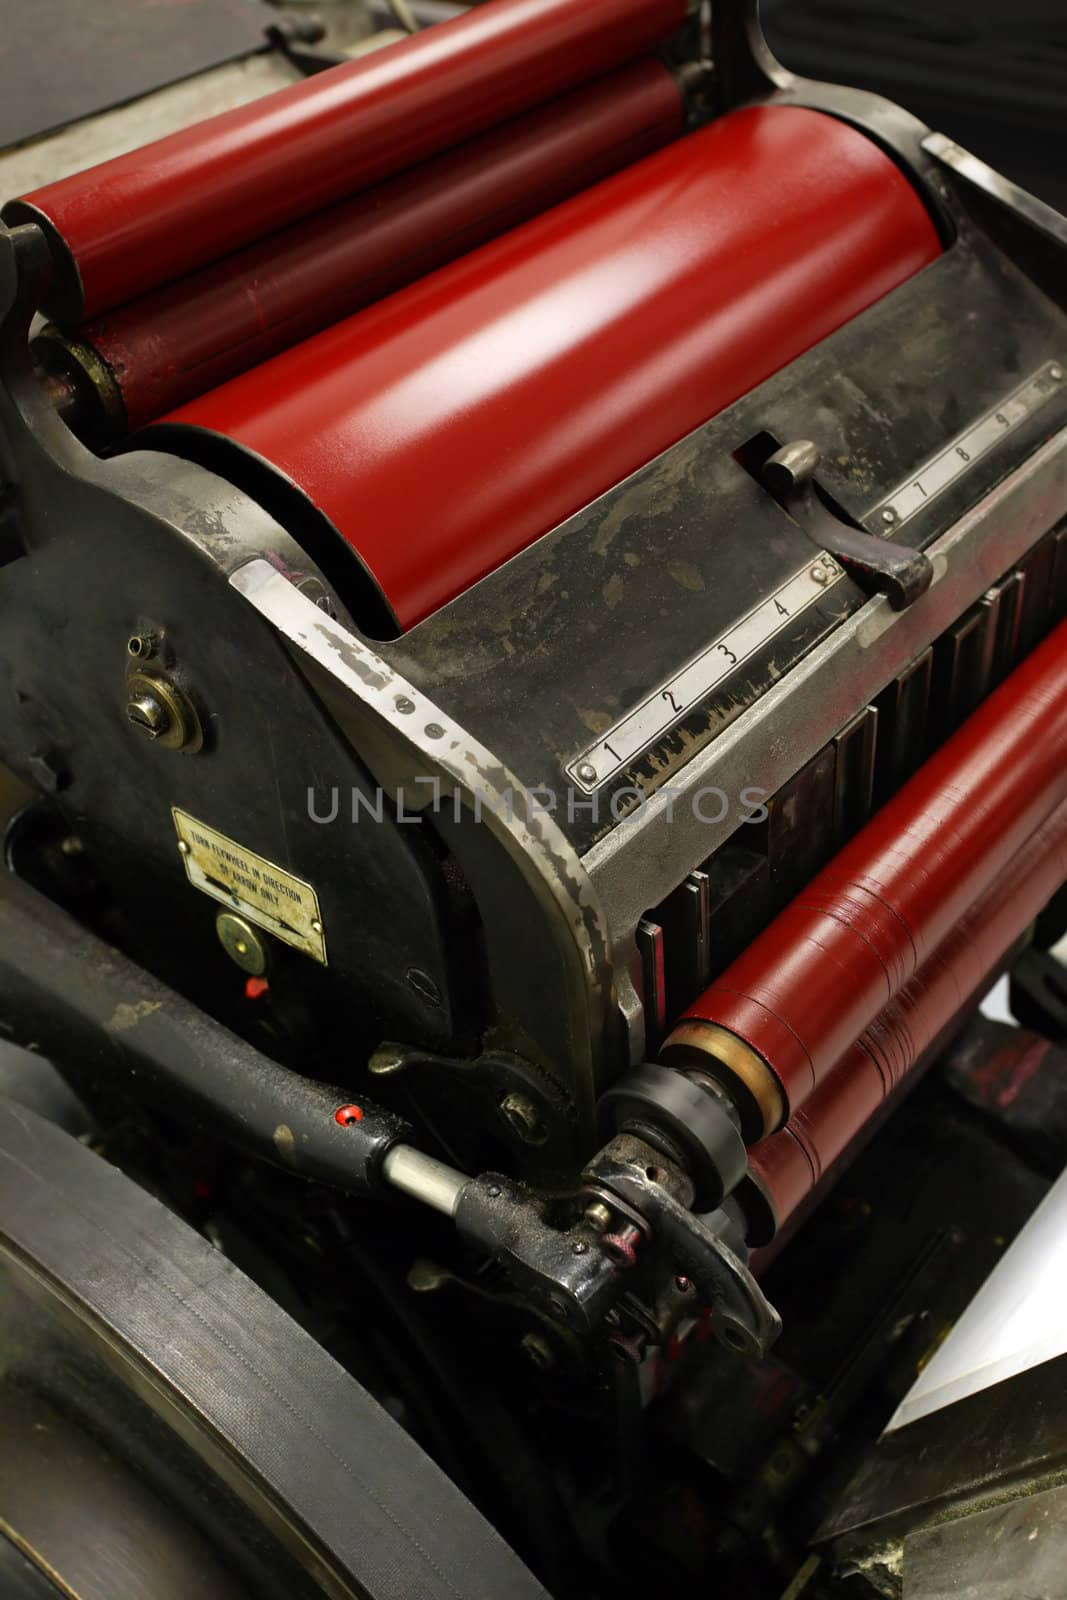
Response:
172,808,327,965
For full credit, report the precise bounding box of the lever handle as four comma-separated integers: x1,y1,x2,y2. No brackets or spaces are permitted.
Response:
763,440,933,611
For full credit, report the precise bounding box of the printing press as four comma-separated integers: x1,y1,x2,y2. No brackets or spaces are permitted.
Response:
0,2,1066,1594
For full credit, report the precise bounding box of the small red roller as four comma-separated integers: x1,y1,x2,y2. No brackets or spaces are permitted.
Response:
5,0,688,320
748,794,1067,1239
667,621,1067,1137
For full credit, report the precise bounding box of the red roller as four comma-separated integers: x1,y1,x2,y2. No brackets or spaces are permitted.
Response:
747,795,1067,1238
45,60,683,435
4,0,689,321
665,620,1067,1138
152,105,941,629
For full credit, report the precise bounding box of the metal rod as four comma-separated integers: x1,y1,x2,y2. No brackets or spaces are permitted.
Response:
382,1145,469,1216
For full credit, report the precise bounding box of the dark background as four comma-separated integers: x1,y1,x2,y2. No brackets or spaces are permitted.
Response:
762,0,1067,210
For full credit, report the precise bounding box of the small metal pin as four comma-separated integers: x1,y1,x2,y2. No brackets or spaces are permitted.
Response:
882,508,898,527
1051,366,1064,383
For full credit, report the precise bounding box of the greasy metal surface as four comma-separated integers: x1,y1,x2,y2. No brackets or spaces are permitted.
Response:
0,0,277,152
230,559,616,1122
68,59,682,432
818,1351,1067,1577
0,250,471,1058
680,623,1067,1120
4,0,687,320
748,797,1067,1234
158,103,940,629
382,228,1067,854
903,1486,1067,1600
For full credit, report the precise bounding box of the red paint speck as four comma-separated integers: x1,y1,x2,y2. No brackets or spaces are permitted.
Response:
334,1104,364,1126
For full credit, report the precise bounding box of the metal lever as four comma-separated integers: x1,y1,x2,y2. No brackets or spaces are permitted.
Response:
763,440,933,611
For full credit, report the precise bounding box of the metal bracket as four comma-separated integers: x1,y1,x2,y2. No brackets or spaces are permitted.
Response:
584,1138,781,1359
763,441,933,610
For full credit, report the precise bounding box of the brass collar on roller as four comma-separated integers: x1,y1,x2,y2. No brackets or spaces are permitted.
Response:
663,1020,786,1141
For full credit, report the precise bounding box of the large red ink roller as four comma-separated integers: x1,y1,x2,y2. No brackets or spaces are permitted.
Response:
146,104,942,630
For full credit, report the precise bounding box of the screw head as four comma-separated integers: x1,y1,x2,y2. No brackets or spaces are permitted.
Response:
576,762,598,785
125,672,198,752
882,508,898,526
809,564,830,586
571,1239,589,1256
1051,365,1064,382
126,688,171,739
